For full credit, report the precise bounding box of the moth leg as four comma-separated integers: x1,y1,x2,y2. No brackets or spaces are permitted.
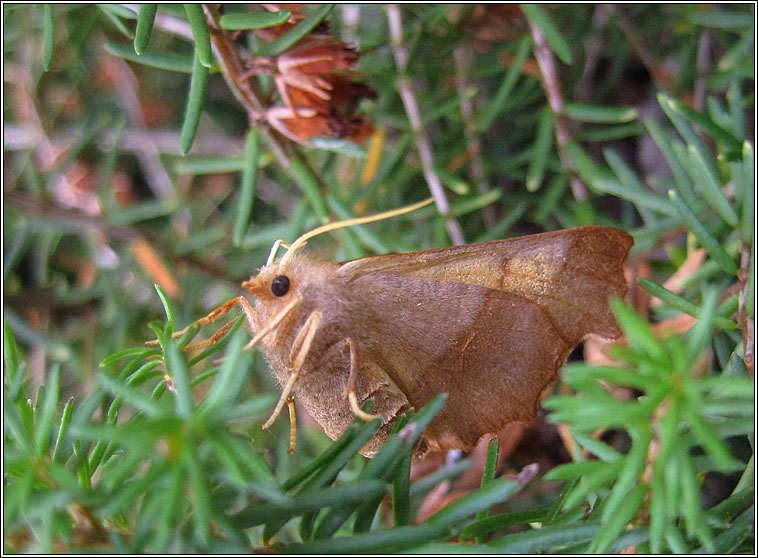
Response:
183,317,239,353
243,294,303,351
262,310,322,431
146,296,256,348
287,395,297,454
343,338,382,422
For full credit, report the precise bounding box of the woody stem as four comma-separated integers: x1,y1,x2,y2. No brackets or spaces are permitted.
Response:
386,4,466,246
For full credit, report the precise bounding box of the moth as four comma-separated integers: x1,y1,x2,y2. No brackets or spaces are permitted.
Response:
171,199,633,456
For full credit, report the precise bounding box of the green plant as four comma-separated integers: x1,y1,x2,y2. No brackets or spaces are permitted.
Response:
3,299,538,552
4,3,754,553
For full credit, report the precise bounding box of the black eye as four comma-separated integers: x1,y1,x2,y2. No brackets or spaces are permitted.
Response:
271,275,290,297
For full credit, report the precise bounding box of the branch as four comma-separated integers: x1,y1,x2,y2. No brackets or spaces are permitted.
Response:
527,14,588,201
201,4,294,168
386,4,466,245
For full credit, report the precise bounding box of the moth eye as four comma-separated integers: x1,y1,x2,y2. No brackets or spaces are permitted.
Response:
271,275,290,297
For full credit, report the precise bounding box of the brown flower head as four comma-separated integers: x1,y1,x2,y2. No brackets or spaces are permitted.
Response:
241,5,374,145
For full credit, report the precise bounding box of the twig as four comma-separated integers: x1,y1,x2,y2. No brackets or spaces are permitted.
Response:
386,4,466,245
527,13,588,201
201,5,293,168
121,5,293,172
128,4,296,168
116,128,243,155
200,5,352,227
4,124,244,156
454,45,495,228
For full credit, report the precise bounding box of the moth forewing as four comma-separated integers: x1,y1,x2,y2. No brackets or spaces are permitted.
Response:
338,226,633,343
328,225,633,452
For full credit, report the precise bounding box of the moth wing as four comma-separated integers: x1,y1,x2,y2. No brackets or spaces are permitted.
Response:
336,226,632,451
340,272,569,451
339,226,633,343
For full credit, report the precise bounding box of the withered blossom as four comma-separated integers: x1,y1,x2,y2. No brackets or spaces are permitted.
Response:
241,5,374,145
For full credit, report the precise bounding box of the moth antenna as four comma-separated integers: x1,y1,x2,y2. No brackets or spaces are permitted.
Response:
278,197,435,270
267,239,292,266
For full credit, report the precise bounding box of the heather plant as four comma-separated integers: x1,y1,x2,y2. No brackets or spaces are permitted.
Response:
3,4,753,553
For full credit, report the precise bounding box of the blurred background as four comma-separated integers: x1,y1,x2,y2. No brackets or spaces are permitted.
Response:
3,4,754,553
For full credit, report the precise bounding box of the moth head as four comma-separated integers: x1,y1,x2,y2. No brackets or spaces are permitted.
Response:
241,262,295,302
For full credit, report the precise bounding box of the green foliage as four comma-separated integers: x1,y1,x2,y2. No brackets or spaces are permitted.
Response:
3,308,535,552
3,3,754,553
545,297,753,553
133,4,157,55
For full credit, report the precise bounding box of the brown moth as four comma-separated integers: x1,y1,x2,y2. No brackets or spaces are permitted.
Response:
173,199,633,457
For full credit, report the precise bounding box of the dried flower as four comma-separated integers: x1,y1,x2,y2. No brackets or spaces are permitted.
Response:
240,5,374,145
